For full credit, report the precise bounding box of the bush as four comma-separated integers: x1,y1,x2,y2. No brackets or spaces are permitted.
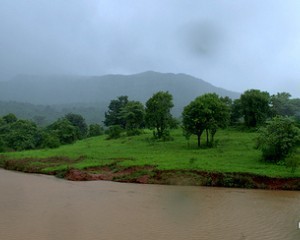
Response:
38,131,61,149
47,118,78,144
126,128,142,136
106,125,123,139
88,123,104,137
256,116,300,163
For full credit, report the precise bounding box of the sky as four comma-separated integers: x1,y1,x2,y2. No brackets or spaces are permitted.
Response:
1,0,300,97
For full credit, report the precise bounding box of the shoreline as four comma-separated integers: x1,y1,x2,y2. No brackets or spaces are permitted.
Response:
2,163,300,190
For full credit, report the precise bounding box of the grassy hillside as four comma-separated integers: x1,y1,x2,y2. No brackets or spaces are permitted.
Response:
1,128,299,178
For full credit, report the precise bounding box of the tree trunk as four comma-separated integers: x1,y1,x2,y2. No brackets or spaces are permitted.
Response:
197,134,201,148
206,129,209,146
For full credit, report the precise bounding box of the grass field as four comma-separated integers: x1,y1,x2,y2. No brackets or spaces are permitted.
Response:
0,128,299,178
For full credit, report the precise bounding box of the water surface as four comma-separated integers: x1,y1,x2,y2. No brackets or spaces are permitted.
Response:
0,169,300,240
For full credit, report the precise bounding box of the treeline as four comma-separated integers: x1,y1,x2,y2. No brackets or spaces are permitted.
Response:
0,101,106,126
103,89,300,164
0,113,104,152
1,89,300,165
103,90,300,138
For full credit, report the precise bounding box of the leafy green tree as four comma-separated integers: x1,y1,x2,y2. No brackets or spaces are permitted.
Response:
37,130,61,149
104,96,129,128
3,113,17,124
256,116,300,163
240,89,271,127
65,113,88,139
182,93,230,147
270,92,294,117
88,123,104,137
230,99,243,125
47,118,77,144
145,91,174,139
289,98,300,120
5,119,39,151
120,100,145,134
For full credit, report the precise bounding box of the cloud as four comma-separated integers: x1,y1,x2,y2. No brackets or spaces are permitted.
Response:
0,0,299,97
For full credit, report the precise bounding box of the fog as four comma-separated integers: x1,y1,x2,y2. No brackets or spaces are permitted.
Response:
1,0,300,97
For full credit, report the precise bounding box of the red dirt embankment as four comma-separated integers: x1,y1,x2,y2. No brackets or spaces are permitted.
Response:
64,166,300,190
1,155,299,190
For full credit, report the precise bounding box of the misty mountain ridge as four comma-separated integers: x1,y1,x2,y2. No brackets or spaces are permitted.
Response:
0,71,240,122
1,71,239,104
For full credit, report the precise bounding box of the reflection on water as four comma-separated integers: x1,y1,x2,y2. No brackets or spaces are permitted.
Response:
0,169,300,240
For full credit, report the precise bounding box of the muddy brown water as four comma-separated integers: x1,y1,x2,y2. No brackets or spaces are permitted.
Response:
1,169,300,240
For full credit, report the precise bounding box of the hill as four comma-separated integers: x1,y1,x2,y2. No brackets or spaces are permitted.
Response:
0,71,240,121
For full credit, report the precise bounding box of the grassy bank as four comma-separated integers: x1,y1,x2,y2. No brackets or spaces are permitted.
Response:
0,128,299,181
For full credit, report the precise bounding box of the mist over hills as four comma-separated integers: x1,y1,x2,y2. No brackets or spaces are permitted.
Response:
0,71,240,123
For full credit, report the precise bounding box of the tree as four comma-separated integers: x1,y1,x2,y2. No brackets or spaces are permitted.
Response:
37,130,61,149
88,123,104,137
270,92,294,117
240,89,271,127
120,100,145,134
47,118,77,144
5,119,39,151
256,116,300,163
65,113,88,139
182,93,230,147
3,113,17,124
145,91,174,139
104,96,129,128
230,99,243,125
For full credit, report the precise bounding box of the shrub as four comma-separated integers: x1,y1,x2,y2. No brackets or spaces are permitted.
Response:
256,116,300,163
106,125,123,139
88,123,104,137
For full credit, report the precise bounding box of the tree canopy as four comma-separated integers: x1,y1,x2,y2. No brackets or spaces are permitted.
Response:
145,91,174,139
65,113,88,139
240,89,271,127
182,93,230,147
47,118,77,144
256,116,300,163
104,96,129,128
120,100,145,134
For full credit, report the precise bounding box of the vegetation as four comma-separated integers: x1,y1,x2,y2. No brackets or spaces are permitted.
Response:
1,128,299,179
0,101,106,126
182,93,230,147
0,113,104,152
145,91,174,139
120,100,145,133
270,92,295,117
256,116,300,163
240,89,271,127
88,123,104,137
65,113,88,139
104,96,129,128
1,88,300,189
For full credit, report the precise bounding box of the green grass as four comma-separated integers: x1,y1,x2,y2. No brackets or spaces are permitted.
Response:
1,128,300,178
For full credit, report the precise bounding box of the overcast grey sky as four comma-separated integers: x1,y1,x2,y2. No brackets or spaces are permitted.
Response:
1,0,300,97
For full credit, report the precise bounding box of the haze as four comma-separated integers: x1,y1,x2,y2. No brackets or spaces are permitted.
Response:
1,0,300,97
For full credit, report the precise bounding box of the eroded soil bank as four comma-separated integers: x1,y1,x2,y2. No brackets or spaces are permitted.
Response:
1,156,299,190
63,166,300,190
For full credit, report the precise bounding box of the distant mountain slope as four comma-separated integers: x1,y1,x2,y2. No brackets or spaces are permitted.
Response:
0,101,106,125
0,71,240,118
